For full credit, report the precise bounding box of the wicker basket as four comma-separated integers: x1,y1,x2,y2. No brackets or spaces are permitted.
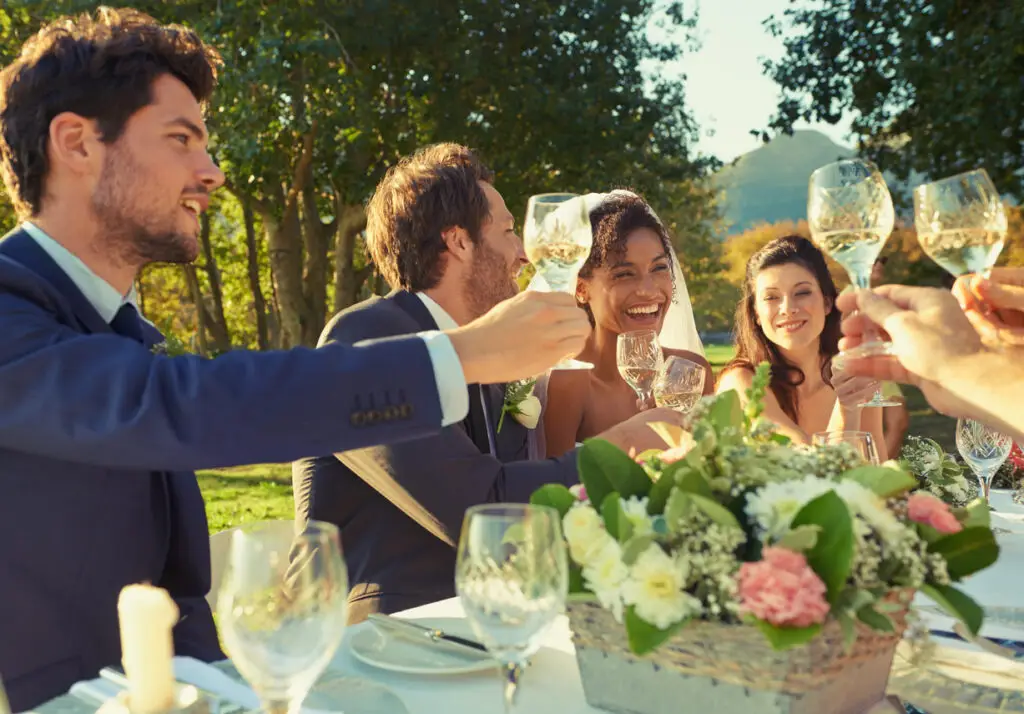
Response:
567,598,910,714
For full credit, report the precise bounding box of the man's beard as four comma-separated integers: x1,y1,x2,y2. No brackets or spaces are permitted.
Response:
462,241,518,320
91,145,200,267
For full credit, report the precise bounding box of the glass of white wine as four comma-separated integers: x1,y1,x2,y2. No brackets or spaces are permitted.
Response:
653,355,705,415
812,430,881,465
808,158,900,408
913,168,1007,277
617,330,663,409
524,193,594,370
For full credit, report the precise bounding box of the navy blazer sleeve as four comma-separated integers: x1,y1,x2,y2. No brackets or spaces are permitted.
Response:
0,293,446,469
312,303,578,541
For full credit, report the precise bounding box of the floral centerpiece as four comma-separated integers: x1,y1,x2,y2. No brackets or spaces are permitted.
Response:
898,435,978,507
530,365,999,714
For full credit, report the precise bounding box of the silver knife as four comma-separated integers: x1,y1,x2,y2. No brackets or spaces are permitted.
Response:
367,614,491,657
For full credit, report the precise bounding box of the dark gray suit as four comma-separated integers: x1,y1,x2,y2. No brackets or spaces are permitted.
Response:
293,291,578,622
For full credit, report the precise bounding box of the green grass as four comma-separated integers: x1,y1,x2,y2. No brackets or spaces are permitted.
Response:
196,348,955,534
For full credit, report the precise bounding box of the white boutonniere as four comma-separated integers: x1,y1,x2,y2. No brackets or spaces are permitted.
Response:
497,378,541,431
150,341,168,355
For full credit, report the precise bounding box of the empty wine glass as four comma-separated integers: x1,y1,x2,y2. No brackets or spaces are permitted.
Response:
617,330,663,409
523,193,594,370
812,430,881,465
808,158,900,408
652,355,706,415
913,169,1007,278
956,419,1013,504
456,504,568,713
217,520,349,714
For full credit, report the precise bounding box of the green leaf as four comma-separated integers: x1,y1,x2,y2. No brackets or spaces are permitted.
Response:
529,484,577,519
843,465,918,498
568,565,587,595
621,534,656,565
837,587,876,614
915,522,943,544
836,611,858,652
754,620,822,651
960,498,992,530
674,469,714,498
776,525,821,552
929,527,1000,581
921,583,984,635
600,492,634,543
646,464,682,515
625,605,689,655
689,493,743,531
769,432,792,445
791,491,854,605
856,606,895,633
664,490,694,531
707,391,743,438
577,439,652,507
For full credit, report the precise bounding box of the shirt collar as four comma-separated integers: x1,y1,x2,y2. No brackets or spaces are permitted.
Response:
415,292,460,331
22,221,137,323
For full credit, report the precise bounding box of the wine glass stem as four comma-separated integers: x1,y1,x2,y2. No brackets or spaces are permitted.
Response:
639,390,654,410
501,660,523,713
261,699,291,714
850,272,884,344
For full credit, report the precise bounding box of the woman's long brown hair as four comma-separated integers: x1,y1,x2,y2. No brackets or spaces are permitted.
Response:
720,235,841,423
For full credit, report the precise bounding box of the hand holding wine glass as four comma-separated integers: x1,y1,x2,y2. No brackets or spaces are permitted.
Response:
617,330,663,410
652,355,706,415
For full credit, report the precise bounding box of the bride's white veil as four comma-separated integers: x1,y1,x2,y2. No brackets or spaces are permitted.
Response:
526,190,704,356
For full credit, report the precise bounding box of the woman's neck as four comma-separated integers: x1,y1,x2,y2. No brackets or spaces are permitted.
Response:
582,323,623,381
778,342,824,392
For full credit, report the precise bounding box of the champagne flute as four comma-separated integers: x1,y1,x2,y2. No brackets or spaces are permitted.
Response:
523,193,594,370
812,430,881,465
217,520,348,714
652,355,706,415
455,504,568,713
808,158,900,408
956,418,1013,504
913,169,1007,277
617,330,663,409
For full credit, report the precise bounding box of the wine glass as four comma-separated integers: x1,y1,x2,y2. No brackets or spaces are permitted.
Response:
956,419,1013,504
808,158,900,408
913,169,1007,277
523,193,594,370
812,430,881,465
617,330,663,409
217,520,349,714
652,355,706,415
455,504,568,713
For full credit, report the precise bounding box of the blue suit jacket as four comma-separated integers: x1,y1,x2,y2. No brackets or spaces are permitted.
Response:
0,228,446,711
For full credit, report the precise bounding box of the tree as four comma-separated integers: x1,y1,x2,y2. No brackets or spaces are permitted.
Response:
763,0,1024,199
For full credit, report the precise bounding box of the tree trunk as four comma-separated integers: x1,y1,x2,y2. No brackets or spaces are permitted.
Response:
300,182,331,345
182,265,210,357
199,211,232,352
333,203,369,313
241,194,270,350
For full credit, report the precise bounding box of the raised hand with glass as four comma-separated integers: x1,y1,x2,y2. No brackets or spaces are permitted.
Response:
808,158,899,407
617,329,663,410
652,354,705,415
523,193,594,369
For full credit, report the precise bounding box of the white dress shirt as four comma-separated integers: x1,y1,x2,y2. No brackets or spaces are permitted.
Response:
20,222,470,426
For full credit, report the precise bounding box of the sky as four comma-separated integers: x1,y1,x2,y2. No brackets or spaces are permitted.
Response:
664,0,853,164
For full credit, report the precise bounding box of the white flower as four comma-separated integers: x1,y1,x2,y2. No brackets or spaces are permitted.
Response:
512,394,542,429
563,504,611,566
582,539,628,622
835,480,907,542
621,496,653,536
621,544,701,630
745,476,835,539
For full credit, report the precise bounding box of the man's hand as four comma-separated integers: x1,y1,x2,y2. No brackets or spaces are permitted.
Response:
953,267,1024,349
598,408,688,454
830,365,880,410
447,291,591,384
836,286,984,418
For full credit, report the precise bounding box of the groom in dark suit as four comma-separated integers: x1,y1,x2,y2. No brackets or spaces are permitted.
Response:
293,144,683,622
0,12,591,710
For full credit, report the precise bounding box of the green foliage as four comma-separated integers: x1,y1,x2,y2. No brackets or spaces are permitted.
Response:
928,527,1000,581
754,620,821,651
921,583,984,636
625,605,690,656
577,438,653,506
790,492,854,605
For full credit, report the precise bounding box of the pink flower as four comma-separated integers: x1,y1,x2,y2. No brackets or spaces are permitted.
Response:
738,547,830,629
907,492,962,534
569,483,588,502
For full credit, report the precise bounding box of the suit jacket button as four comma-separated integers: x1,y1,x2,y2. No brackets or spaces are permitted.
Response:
351,412,366,427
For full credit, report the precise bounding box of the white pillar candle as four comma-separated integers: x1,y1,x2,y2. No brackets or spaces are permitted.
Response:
117,584,179,714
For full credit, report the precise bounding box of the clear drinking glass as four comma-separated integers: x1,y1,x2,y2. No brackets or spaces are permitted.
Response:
812,430,881,465
913,168,1007,277
523,193,594,370
956,418,1013,504
217,520,349,714
652,355,706,415
455,504,568,713
808,158,900,407
617,330,663,409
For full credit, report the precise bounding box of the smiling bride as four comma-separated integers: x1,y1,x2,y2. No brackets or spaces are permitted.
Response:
540,190,712,457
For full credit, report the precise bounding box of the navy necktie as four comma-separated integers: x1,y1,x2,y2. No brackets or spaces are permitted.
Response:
110,303,146,344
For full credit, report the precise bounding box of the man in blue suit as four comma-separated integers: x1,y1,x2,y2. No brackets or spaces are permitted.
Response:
0,9,590,710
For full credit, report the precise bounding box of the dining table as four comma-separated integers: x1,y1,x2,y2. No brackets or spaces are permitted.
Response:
31,491,1024,714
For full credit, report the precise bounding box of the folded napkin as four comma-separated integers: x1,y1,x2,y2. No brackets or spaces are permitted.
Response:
173,658,335,714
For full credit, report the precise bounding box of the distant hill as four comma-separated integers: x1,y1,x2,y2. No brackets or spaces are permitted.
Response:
712,130,923,234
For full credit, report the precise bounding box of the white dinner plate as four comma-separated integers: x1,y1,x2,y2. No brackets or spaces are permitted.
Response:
349,617,497,675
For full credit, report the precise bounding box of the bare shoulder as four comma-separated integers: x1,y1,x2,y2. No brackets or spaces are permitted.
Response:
716,365,755,393
545,367,591,404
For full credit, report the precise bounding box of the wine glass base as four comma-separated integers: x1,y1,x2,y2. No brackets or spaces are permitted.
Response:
858,396,903,408
551,358,594,370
